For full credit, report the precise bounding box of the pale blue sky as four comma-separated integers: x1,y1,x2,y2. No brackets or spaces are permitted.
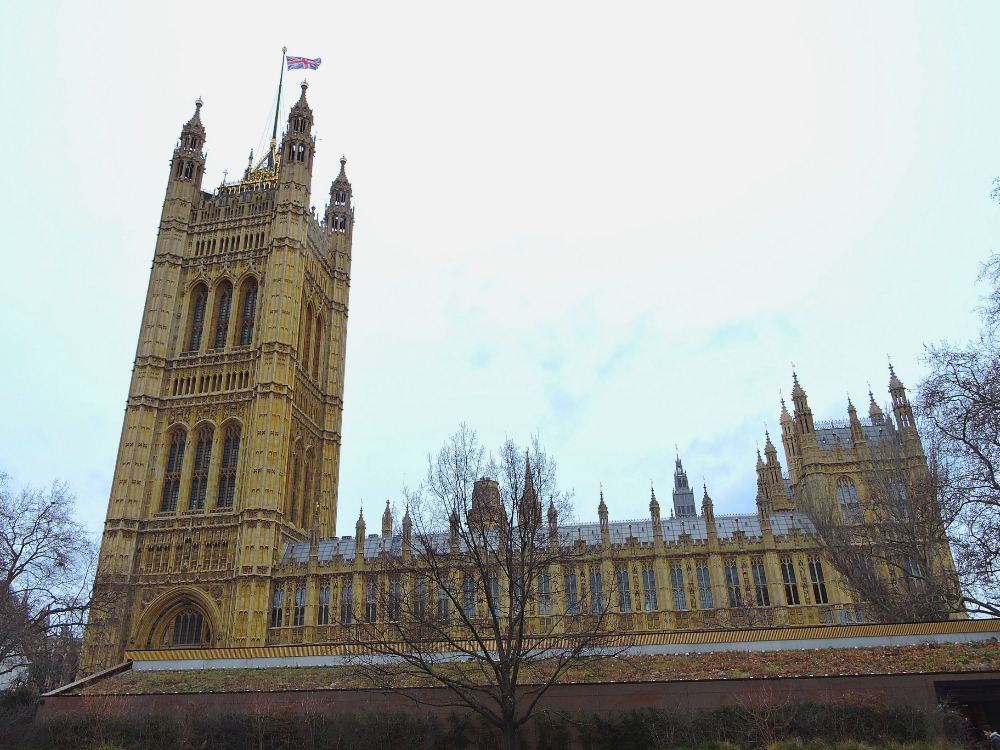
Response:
2,2,999,535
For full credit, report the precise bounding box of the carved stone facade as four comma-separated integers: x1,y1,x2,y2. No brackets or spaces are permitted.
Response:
260,369,958,648
81,84,354,672
81,90,957,674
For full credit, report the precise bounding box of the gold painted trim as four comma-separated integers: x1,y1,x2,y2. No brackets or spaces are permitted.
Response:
126,619,1000,662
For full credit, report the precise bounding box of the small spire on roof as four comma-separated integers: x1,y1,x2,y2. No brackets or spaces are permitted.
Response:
888,359,904,390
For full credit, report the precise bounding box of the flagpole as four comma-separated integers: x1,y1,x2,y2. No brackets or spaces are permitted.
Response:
269,46,286,168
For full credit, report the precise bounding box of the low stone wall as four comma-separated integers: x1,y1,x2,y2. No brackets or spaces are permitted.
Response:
35,670,1000,723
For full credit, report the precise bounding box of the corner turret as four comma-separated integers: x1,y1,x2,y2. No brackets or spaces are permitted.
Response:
888,363,916,434
171,99,206,189
278,81,315,208
758,431,792,513
791,372,815,442
163,99,207,229
325,155,354,237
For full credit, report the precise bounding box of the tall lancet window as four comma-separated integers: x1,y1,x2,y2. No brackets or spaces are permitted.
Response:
302,304,313,375
312,314,323,379
288,441,302,523
217,424,241,508
160,430,187,512
239,280,258,346
301,449,315,527
212,282,232,349
189,427,213,510
187,285,208,351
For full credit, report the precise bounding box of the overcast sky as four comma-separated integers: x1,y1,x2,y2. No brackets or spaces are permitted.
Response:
2,2,1000,535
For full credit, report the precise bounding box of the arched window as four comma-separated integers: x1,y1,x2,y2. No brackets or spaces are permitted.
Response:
238,279,258,346
293,584,306,626
837,478,861,523
160,430,186,512
167,609,209,646
302,303,313,374
188,427,213,510
212,282,232,349
187,285,208,351
270,587,285,628
312,314,323,379
217,424,241,508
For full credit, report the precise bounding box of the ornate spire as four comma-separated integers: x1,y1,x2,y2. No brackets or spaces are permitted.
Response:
889,361,904,391
183,98,205,136
170,98,207,190
649,480,661,520
402,504,412,544
888,362,915,430
326,155,353,232
382,499,393,537
672,453,697,518
294,79,309,107
789,370,815,437
701,482,715,523
355,505,366,554
791,370,804,399
869,385,886,426
519,452,542,527
764,430,777,455
779,393,792,424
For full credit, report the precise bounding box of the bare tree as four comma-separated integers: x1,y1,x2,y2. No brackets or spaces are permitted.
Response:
350,425,623,750
0,472,96,690
796,439,964,622
918,253,1000,618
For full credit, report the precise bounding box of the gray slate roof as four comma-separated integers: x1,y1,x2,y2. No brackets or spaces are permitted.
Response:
814,422,893,451
280,512,815,566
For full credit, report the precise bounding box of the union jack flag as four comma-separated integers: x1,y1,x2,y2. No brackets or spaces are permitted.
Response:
287,56,321,71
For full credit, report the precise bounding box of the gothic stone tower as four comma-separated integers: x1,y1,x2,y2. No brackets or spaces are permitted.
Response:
81,83,355,671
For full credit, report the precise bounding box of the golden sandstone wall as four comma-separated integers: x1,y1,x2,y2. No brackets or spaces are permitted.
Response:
82,85,354,672
81,92,954,675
